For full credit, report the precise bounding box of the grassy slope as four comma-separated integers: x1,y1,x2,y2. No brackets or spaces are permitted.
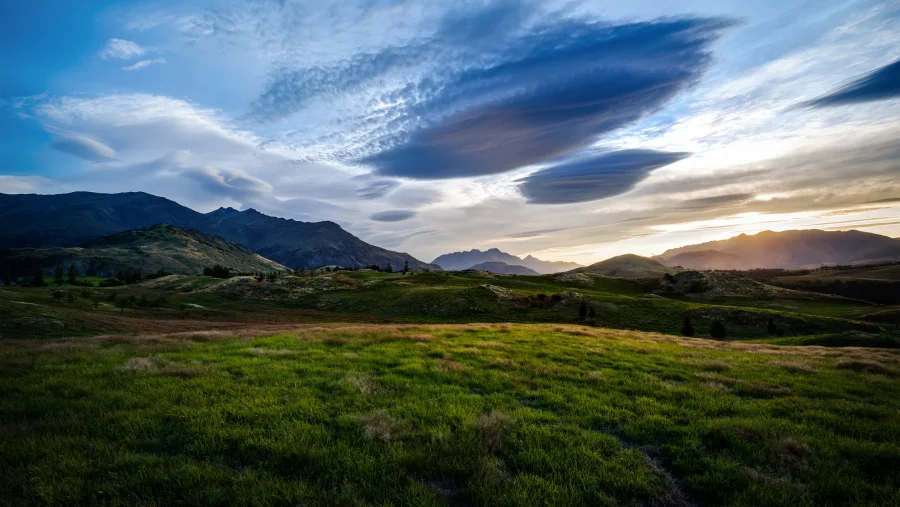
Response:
1,270,894,345
1,324,898,506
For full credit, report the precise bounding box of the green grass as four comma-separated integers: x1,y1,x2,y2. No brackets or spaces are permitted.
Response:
1,324,899,506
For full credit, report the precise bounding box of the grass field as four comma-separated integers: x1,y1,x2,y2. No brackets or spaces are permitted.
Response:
1,323,898,506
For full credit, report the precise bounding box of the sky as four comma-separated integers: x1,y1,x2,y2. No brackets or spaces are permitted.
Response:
1,0,899,265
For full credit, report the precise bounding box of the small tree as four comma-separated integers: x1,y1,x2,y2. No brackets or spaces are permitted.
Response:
52,290,64,303
766,317,777,335
681,316,695,337
266,271,278,282
403,260,409,274
54,265,64,285
67,264,78,284
588,306,596,322
385,262,393,273
578,301,588,321
710,320,727,340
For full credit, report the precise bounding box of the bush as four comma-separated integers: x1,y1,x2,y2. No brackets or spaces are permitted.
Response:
681,317,695,337
710,320,727,339
204,265,232,278
766,317,777,335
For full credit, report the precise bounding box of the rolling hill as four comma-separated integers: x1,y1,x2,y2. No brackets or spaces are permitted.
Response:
467,261,539,275
0,224,287,277
432,248,581,273
657,230,900,269
570,254,675,279
0,192,438,270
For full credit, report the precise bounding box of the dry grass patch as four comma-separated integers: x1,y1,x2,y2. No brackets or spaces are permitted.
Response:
837,359,889,374
475,410,515,454
473,340,508,349
245,347,298,357
773,361,818,373
119,356,206,377
358,411,409,442
344,373,379,395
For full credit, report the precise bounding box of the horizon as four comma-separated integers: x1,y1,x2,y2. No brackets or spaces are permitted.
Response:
2,1,900,265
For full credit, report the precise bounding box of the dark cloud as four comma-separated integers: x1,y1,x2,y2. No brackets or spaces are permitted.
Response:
50,134,116,162
369,209,417,222
504,227,570,239
184,166,273,201
797,59,900,108
360,18,729,179
356,179,401,199
675,193,755,210
517,149,690,204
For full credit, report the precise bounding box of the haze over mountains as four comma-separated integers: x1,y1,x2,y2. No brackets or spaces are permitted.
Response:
0,192,438,271
656,230,900,270
432,248,582,274
0,224,286,277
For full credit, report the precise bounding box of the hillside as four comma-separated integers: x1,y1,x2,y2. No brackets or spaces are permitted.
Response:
467,261,539,275
0,224,286,277
571,254,675,279
657,230,900,269
0,192,438,270
433,248,581,273
659,249,747,270
658,270,847,301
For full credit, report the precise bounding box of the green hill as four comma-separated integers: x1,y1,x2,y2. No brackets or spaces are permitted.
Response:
0,224,286,278
571,254,675,279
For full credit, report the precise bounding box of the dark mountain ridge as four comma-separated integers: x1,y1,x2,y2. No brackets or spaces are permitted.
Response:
432,247,581,274
0,192,439,270
656,229,900,269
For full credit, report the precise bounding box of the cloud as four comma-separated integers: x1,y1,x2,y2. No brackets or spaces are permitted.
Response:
675,193,755,210
517,150,690,204
356,179,400,199
49,133,116,162
185,166,273,200
369,209,417,222
0,175,59,194
99,38,147,60
122,58,167,71
357,18,729,179
797,59,900,108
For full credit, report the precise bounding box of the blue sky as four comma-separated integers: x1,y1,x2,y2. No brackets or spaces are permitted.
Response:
2,0,899,263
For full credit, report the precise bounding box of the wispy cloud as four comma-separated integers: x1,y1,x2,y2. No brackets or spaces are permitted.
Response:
49,133,116,162
369,209,417,222
122,58,167,71
796,59,900,108
99,38,147,60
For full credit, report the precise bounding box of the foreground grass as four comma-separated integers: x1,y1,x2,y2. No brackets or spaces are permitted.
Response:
1,324,899,506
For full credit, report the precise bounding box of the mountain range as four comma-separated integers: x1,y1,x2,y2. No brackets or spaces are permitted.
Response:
467,261,540,275
432,248,582,274
0,224,287,277
655,230,900,270
0,192,439,270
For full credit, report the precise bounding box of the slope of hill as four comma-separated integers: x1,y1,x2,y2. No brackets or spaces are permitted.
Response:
657,230,900,269
659,250,747,270
0,192,438,270
0,224,287,277
658,270,847,301
432,248,581,273
572,254,675,279
467,261,539,275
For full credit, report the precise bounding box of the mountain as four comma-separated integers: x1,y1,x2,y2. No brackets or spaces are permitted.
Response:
571,254,675,279
661,250,748,271
0,224,287,277
432,248,581,274
467,261,539,275
656,230,900,269
0,192,439,270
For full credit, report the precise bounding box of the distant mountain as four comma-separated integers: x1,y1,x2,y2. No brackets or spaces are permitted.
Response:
656,230,900,269
468,261,539,275
432,248,581,274
0,224,286,277
661,250,748,271
0,192,439,270
571,254,675,279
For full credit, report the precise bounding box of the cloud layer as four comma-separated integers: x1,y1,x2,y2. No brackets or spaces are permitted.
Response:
799,59,900,108
358,18,730,179
518,150,690,204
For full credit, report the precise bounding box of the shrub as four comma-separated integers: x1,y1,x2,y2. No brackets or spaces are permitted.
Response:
766,317,778,335
681,316,695,337
710,320,727,339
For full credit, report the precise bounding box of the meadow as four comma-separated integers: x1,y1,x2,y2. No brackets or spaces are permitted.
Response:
1,324,898,506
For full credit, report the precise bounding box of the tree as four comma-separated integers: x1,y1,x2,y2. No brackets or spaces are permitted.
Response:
385,262,393,273
204,264,232,278
266,271,278,282
578,301,588,321
52,290,64,303
766,317,778,335
67,264,78,284
588,306,596,323
116,298,128,312
54,265,64,285
403,260,409,274
710,320,727,339
681,316,695,337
